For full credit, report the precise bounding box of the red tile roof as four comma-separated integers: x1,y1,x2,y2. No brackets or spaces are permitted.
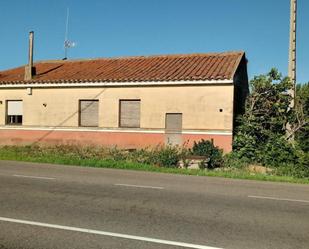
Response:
0,51,245,85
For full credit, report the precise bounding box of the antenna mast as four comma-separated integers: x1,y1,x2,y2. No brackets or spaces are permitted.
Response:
64,8,75,59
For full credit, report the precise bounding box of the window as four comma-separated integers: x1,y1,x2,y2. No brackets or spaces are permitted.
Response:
6,100,23,125
165,113,182,133
119,100,140,128
79,100,99,127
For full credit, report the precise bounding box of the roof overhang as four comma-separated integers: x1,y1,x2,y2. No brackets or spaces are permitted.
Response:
0,79,234,89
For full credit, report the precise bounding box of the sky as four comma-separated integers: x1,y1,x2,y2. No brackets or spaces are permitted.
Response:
0,0,308,83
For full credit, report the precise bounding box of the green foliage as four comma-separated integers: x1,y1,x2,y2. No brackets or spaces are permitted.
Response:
234,68,293,154
256,135,299,167
298,152,309,177
150,145,182,168
126,148,153,164
232,130,258,161
108,147,127,161
232,69,308,179
223,152,248,169
0,145,308,184
0,144,185,168
234,69,293,155
296,83,309,152
191,139,223,169
126,146,186,168
275,152,309,179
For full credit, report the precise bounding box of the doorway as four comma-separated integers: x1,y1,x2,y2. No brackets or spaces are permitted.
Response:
165,113,182,146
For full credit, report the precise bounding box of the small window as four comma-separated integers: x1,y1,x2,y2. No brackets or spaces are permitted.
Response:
165,113,182,133
79,100,99,127
119,100,140,128
6,100,23,125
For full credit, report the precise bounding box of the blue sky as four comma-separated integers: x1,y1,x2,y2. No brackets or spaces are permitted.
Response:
0,0,308,83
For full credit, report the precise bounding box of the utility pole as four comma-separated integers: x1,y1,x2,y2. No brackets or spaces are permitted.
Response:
288,0,297,108
286,0,297,141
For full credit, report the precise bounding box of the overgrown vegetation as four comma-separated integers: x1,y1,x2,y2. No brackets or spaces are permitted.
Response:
231,69,309,178
0,144,186,168
296,82,309,152
0,144,308,184
191,139,223,169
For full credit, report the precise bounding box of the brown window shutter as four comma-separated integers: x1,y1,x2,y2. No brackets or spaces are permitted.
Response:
165,113,182,133
80,100,99,127
120,100,140,128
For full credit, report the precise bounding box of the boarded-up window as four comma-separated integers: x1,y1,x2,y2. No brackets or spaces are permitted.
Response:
119,100,140,128
165,113,182,145
79,100,99,127
6,100,23,125
165,113,182,133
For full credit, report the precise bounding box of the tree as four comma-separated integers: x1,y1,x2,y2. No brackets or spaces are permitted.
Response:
295,83,309,152
233,69,298,166
231,70,308,177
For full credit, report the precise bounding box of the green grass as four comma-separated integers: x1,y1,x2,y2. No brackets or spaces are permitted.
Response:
0,146,308,184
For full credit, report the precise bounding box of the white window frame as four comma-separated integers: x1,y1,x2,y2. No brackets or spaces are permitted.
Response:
6,100,23,125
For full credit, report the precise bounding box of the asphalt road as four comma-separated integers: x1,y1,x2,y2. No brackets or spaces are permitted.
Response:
0,160,308,249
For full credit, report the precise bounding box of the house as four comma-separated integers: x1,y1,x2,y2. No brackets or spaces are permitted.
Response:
0,33,249,152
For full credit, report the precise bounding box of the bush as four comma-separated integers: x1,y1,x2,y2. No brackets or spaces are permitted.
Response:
256,136,299,167
108,147,127,161
223,152,248,169
191,139,223,169
296,152,309,178
232,129,258,161
296,83,309,153
275,161,309,179
150,145,183,168
126,148,152,164
124,146,187,168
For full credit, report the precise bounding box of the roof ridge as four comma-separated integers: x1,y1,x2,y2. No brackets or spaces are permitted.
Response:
33,51,244,64
0,51,245,71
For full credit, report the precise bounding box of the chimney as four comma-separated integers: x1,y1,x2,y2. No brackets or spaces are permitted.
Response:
24,31,35,80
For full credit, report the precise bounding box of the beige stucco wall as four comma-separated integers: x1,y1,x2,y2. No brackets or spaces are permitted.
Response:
0,84,234,131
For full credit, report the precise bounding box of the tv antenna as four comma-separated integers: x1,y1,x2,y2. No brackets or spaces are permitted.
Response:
64,8,76,59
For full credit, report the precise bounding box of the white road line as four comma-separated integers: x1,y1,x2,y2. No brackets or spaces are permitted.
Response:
114,183,164,190
0,217,222,249
248,195,309,204
13,174,55,180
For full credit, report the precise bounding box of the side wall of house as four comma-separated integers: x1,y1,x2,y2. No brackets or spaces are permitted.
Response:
0,84,234,152
233,56,249,116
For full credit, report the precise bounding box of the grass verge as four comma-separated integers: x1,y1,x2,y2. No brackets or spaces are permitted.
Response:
0,146,308,184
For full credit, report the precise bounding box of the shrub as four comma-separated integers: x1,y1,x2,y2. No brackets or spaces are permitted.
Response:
296,152,309,178
223,152,248,169
256,136,299,167
296,83,309,153
232,130,258,162
108,147,127,161
275,161,309,179
150,145,182,168
191,139,223,169
126,148,153,164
